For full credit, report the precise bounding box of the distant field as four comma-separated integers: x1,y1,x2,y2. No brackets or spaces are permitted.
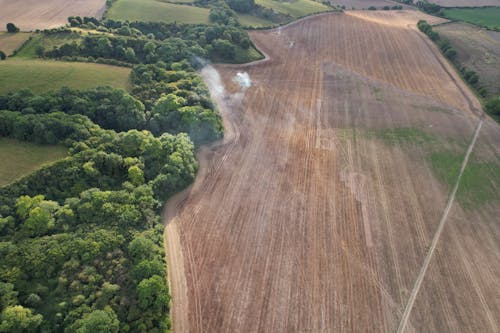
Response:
430,0,500,7
256,0,330,18
0,59,131,94
0,32,31,56
15,33,82,59
0,138,67,187
238,14,276,27
107,0,211,24
442,7,500,30
330,0,410,10
435,22,500,95
0,0,106,31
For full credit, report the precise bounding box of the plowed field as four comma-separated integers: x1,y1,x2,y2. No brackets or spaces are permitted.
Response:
0,0,106,31
165,11,499,333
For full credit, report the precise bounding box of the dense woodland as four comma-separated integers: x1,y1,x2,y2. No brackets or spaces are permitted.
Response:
0,6,240,332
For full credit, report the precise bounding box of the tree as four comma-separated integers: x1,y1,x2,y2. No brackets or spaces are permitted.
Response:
0,51,6,60
0,306,43,333
75,308,119,333
6,23,19,33
484,95,500,117
136,275,170,311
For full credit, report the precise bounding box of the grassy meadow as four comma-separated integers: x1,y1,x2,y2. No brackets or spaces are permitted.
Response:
0,59,131,94
442,7,500,30
255,0,330,18
107,0,211,24
0,138,67,187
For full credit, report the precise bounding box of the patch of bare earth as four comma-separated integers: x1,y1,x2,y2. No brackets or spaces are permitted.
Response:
165,11,499,332
0,0,106,31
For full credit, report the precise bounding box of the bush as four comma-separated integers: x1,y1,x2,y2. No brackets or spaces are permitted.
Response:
6,23,20,33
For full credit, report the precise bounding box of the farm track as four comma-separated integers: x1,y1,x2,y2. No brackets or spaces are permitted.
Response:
165,11,500,332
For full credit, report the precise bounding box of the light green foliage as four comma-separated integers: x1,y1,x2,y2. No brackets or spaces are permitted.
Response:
255,0,330,18
0,60,131,94
128,165,145,186
137,275,170,311
367,127,435,145
0,305,43,333
107,0,211,24
75,308,119,333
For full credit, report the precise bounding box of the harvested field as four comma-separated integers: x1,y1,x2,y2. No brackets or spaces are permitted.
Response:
0,0,106,31
165,11,499,333
435,22,500,96
430,0,500,7
329,0,410,10
0,32,31,56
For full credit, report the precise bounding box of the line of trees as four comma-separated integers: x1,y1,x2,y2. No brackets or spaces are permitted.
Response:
417,20,499,119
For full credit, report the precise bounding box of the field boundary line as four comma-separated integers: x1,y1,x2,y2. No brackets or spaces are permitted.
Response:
396,118,483,333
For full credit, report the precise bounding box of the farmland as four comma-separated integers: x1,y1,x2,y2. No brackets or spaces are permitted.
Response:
429,0,500,7
0,59,130,94
435,22,500,95
329,0,410,10
165,11,499,333
255,0,330,18
0,32,31,56
442,7,500,30
0,0,106,31
106,0,211,24
0,138,67,187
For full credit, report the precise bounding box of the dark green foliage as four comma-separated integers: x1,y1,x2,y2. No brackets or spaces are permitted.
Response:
415,1,441,15
6,23,20,33
0,51,5,61
0,87,146,132
226,0,255,13
484,95,500,118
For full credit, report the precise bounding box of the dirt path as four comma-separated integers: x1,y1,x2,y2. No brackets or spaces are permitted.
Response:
396,118,484,333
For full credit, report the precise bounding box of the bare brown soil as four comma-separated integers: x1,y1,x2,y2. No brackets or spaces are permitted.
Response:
165,11,499,332
0,32,31,56
0,0,106,31
429,0,500,7
435,22,500,95
328,0,411,10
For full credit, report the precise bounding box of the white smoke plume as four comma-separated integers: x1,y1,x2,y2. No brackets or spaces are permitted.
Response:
234,72,252,89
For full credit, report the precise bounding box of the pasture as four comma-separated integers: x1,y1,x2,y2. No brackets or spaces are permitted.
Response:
238,14,276,28
255,0,330,18
166,10,499,333
0,0,106,31
435,22,500,95
442,6,500,30
0,138,67,187
0,32,31,56
107,0,211,24
0,59,130,94
429,0,500,7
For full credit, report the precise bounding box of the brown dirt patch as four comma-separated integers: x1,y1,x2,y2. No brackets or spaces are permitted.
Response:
0,32,31,56
0,0,106,31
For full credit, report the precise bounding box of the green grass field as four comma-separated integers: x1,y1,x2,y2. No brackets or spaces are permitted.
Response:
442,7,500,30
15,33,82,59
0,32,32,56
0,138,67,187
0,59,131,94
255,0,330,18
107,0,211,24
430,152,500,207
238,14,276,27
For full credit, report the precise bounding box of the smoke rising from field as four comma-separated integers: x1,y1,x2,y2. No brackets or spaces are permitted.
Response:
234,72,252,89
201,64,225,100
